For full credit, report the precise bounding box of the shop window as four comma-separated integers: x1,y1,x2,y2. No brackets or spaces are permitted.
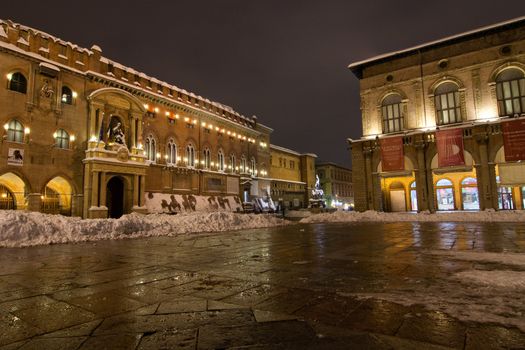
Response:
496,68,525,117
461,177,479,210
410,181,418,211
436,178,455,210
381,94,403,133
7,72,27,94
522,187,525,209
435,82,462,125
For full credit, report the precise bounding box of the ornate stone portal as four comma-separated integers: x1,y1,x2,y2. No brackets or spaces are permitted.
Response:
83,88,148,219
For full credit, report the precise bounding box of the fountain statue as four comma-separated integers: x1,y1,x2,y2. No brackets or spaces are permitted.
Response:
309,174,326,208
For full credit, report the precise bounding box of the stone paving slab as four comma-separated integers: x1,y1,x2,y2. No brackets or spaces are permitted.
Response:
1,222,525,348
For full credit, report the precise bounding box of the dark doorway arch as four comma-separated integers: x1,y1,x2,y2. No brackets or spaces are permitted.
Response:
107,176,124,218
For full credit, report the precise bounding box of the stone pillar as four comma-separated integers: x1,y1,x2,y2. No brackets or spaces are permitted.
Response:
26,193,42,212
133,174,139,207
88,104,97,140
137,118,143,146
475,133,494,210
99,172,107,208
71,194,83,217
130,116,137,149
91,171,99,208
488,163,499,210
139,175,146,207
415,140,429,212
364,147,374,211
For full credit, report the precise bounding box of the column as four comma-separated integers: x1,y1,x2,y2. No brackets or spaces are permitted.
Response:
475,133,494,210
415,140,429,211
99,172,107,208
133,174,139,207
88,103,97,139
91,171,99,208
139,175,146,207
130,116,136,149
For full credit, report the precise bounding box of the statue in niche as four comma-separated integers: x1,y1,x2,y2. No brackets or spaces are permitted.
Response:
40,79,54,99
107,118,127,147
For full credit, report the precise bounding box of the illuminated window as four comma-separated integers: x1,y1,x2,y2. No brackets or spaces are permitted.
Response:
435,82,462,125
6,119,24,143
229,154,236,173
496,176,514,210
381,94,403,133
61,86,73,104
8,72,27,94
496,68,525,117
240,156,247,173
55,129,69,149
145,135,156,162
410,181,418,211
435,178,454,210
461,177,479,210
250,157,256,175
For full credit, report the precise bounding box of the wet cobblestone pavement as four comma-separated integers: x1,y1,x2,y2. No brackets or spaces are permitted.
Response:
1,222,525,349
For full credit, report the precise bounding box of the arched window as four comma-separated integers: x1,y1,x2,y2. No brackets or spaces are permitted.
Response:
435,82,462,125
217,150,225,172
0,184,15,210
250,157,256,175
8,72,27,94
203,148,211,169
381,94,403,133
166,139,177,165
61,86,73,104
410,181,418,211
496,176,515,210
461,177,479,210
240,156,247,173
145,135,156,162
229,154,236,173
185,143,195,167
54,129,69,149
5,119,24,143
496,68,525,117
435,178,454,211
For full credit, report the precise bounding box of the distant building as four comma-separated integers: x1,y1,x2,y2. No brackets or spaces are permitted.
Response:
268,145,317,209
348,16,525,212
316,162,353,209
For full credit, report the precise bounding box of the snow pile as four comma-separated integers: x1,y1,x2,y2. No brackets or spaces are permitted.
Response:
300,210,525,223
0,210,289,248
454,270,525,289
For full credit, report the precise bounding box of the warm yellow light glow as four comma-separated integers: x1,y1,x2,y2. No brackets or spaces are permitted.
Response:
192,119,197,124
40,195,44,200
70,135,76,142
156,152,161,159
211,162,215,166
184,117,190,122
221,128,225,133
209,124,213,129
53,132,57,139
90,135,97,142
165,111,170,116
201,122,206,127
72,91,78,98
201,160,205,164
232,132,236,137
3,123,9,131
154,107,159,113
24,127,30,135
137,143,143,149
183,157,188,162
143,103,149,109
227,131,231,135
1,193,6,199
164,154,168,159
6,73,12,81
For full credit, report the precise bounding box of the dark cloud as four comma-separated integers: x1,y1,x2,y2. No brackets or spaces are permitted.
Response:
4,1,525,166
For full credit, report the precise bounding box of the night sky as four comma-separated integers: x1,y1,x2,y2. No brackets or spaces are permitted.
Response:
4,2,525,167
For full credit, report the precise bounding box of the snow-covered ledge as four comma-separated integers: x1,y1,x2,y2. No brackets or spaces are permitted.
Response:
132,206,148,215
88,206,108,219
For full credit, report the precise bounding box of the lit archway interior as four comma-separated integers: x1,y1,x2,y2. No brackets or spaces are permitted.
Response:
0,172,27,210
44,176,73,215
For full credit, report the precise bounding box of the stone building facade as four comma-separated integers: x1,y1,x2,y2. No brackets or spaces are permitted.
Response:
0,19,308,218
349,17,525,212
268,145,316,209
316,162,353,209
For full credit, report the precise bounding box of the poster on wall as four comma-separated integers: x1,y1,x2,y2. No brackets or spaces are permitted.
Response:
7,148,24,166
502,119,525,162
379,137,404,172
436,129,465,168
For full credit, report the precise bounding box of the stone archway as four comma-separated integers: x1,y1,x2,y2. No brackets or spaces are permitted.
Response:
0,172,28,210
107,176,125,218
42,176,74,216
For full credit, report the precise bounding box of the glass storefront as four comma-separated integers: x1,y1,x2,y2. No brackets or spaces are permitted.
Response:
461,177,479,210
410,181,418,211
436,179,454,210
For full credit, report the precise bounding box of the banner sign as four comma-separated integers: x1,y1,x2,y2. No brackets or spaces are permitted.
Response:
380,137,404,172
502,119,525,162
7,148,24,166
436,129,465,168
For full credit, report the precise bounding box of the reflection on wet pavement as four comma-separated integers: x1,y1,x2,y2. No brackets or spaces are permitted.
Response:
1,221,525,349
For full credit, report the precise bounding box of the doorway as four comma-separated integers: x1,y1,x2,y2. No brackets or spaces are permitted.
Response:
107,176,124,218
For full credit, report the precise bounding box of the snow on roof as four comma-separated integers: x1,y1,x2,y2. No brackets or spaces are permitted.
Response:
270,144,317,158
0,19,256,125
348,15,525,72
